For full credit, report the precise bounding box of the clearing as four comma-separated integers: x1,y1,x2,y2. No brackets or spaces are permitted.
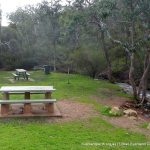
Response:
0,71,149,150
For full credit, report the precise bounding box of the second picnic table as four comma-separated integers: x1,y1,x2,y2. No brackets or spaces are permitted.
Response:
13,69,30,80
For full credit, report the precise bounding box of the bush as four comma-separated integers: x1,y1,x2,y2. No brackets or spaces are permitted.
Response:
101,106,123,117
18,59,38,70
73,49,107,78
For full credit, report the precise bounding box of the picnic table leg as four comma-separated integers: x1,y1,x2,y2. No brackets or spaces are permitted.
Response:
3,92,10,100
45,92,54,113
1,92,10,115
45,92,51,99
23,72,26,79
1,104,9,115
25,92,30,99
24,92,31,114
24,103,31,114
46,103,54,113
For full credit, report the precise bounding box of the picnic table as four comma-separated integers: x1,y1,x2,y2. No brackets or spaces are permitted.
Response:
0,86,59,117
12,69,30,80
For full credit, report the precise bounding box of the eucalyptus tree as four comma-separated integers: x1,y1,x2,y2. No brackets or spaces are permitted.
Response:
135,0,150,104
114,0,140,99
8,6,37,52
0,4,1,43
37,0,62,71
7,6,39,69
117,0,150,104
84,0,117,81
109,0,150,104
69,0,117,81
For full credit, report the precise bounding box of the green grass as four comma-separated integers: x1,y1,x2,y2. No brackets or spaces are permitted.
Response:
0,71,149,150
139,123,149,129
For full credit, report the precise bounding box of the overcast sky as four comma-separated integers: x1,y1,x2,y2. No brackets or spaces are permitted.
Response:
0,0,66,26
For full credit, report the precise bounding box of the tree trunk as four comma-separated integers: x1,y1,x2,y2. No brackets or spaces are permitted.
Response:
137,51,150,105
129,53,137,100
101,30,112,81
129,6,138,100
53,42,56,72
0,6,2,43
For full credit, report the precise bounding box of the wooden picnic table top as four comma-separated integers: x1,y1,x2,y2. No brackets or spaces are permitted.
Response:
0,86,56,93
16,69,26,73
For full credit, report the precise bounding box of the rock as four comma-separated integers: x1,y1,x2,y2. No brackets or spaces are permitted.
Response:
109,106,123,116
128,116,138,120
147,123,150,130
123,109,137,117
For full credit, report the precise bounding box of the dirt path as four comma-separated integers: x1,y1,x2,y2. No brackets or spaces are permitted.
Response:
101,115,150,138
47,100,99,123
92,96,128,107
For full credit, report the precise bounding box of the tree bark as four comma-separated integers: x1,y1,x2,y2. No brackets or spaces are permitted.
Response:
129,53,137,100
53,41,56,72
101,30,112,81
137,51,150,104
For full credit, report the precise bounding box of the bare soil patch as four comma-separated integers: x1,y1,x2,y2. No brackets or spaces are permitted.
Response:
101,115,150,138
92,96,128,107
47,100,99,123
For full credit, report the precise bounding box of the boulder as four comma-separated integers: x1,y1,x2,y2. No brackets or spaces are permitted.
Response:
128,116,138,120
123,109,137,117
109,106,123,116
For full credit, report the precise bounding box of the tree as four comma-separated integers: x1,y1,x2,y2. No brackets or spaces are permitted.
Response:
109,0,150,105
38,0,62,71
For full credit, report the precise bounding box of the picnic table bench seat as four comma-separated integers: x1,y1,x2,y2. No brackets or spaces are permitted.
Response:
25,73,30,80
8,91,49,94
0,99,56,104
12,73,19,80
0,99,56,115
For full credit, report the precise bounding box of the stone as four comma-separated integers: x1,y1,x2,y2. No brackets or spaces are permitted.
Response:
147,123,150,130
109,106,123,116
123,109,137,117
128,116,137,120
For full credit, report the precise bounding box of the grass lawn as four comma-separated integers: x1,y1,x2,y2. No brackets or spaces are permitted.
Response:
0,71,149,150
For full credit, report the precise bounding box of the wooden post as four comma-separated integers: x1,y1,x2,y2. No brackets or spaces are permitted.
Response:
24,103,31,114
45,92,54,113
3,92,9,100
1,104,9,115
67,67,70,84
45,103,54,113
1,92,10,115
24,92,30,99
45,92,51,99
24,92,31,114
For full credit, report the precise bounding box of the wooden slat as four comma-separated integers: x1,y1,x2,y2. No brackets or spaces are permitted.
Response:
0,99,56,104
8,92,48,94
0,86,56,93
12,73,18,77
